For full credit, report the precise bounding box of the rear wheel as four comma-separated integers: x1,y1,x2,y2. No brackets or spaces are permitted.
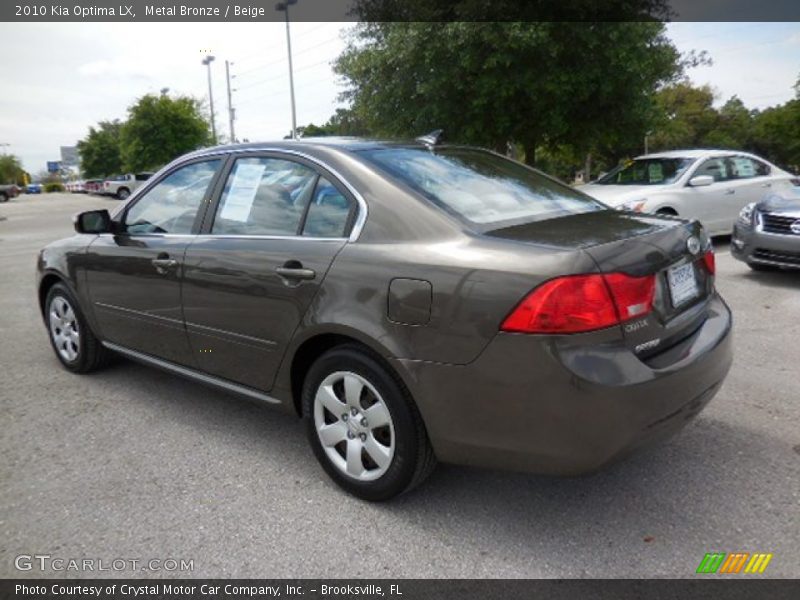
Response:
45,283,110,373
0,192,7,203
302,345,436,501
117,187,130,200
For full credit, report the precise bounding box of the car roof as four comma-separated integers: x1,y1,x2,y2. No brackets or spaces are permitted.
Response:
185,137,439,160
634,149,755,160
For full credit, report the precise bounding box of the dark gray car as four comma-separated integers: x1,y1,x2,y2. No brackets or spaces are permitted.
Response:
36,139,733,500
732,194,800,270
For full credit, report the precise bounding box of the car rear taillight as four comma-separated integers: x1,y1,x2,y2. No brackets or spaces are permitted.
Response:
500,272,656,334
702,249,715,275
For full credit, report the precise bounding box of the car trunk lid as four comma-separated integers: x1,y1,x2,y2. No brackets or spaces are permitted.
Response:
486,210,715,361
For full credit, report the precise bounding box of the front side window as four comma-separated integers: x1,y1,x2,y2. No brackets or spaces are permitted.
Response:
358,147,603,228
212,157,318,236
123,160,220,234
597,158,695,186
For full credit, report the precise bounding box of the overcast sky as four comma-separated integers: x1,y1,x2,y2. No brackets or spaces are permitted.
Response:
1,22,798,174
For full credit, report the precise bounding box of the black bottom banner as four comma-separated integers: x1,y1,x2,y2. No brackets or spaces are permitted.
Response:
2,579,799,600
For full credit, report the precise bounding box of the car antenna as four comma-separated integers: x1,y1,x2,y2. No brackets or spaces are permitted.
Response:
415,129,444,148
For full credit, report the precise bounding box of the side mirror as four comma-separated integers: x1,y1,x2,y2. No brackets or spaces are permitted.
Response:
689,175,714,187
74,209,112,234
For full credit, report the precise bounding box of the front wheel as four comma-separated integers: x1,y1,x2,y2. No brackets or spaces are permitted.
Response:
116,187,130,200
302,345,436,501
45,283,110,373
0,193,7,203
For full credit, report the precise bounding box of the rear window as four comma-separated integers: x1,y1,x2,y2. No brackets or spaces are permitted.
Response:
358,147,603,228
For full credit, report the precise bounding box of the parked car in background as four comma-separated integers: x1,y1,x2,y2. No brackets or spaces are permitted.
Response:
36,139,732,500
582,150,798,236
25,183,42,194
732,193,800,270
102,173,153,199
0,184,20,202
84,179,103,194
66,181,86,193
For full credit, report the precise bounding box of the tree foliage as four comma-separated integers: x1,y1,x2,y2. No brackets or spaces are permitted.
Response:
76,120,124,178
0,154,26,184
292,108,370,138
648,78,800,172
119,94,211,172
335,21,684,165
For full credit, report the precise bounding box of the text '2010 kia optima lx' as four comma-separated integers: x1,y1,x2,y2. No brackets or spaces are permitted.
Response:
37,138,733,500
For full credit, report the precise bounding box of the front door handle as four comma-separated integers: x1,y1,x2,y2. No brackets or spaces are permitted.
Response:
151,257,178,274
761,182,772,188
724,189,736,195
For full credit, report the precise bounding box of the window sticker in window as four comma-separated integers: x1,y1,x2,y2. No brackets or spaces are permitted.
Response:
647,162,664,183
219,162,267,223
732,158,755,178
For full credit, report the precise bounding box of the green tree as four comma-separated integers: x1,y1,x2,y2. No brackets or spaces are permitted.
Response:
334,21,685,166
77,120,124,178
648,83,719,151
119,94,211,172
752,99,800,172
291,109,370,139
0,154,25,184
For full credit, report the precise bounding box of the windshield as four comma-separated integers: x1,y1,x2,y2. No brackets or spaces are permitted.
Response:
596,158,695,186
358,147,604,228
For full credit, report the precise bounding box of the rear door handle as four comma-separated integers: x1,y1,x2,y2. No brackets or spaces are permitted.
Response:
276,266,316,281
724,189,736,195
761,182,772,188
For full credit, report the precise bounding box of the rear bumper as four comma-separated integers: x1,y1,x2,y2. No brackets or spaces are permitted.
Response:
732,223,800,269
395,293,733,474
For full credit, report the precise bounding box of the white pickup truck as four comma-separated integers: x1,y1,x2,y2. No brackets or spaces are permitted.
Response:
102,173,153,199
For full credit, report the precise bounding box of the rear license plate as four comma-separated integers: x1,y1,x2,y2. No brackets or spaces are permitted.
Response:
667,262,699,307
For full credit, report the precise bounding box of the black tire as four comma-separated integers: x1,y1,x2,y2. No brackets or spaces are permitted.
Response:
656,208,677,216
0,193,7,203
117,187,130,200
302,344,436,501
44,283,110,373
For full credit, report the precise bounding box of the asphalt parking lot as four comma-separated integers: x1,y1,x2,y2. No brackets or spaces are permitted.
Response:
1,192,798,579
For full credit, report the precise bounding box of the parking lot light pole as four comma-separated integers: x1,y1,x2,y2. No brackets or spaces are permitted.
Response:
225,60,236,143
275,0,298,139
202,55,217,144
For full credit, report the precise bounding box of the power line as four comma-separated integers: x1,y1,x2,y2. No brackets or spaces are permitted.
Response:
235,58,332,92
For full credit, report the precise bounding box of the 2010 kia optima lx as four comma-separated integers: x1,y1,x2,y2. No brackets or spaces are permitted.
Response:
37,138,733,500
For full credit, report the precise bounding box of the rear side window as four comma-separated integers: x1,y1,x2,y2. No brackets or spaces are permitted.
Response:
730,156,770,179
358,147,603,228
212,157,317,236
302,177,353,238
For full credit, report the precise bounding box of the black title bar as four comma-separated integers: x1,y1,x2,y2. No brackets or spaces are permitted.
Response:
2,0,800,22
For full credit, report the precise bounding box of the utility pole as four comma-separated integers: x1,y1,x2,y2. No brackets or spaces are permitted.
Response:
225,60,236,143
645,130,652,155
202,55,217,144
275,0,298,139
